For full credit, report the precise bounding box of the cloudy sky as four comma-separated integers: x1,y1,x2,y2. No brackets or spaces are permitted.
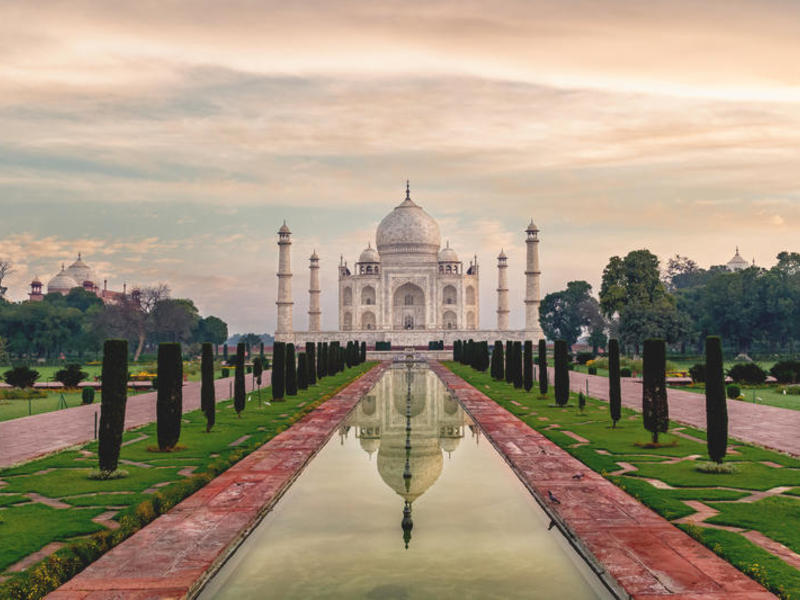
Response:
1,0,799,333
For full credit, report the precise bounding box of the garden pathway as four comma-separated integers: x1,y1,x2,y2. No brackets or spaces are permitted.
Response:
0,372,271,469
563,369,800,457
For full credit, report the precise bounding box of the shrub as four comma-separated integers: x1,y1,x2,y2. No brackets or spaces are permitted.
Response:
523,340,533,392
99,339,128,472
608,338,621,428
538,339,548,395
689,363,706,383
156,342,183,450
234,343,246,415
770,359,800,384
554,340,569,406
55,364,88,387
727,363,767,384
588,366,597,375
642,339,668,444
285,343,298,396
780,385,800,395
221,367,229,378
726,384,741,399
575,351,594,365
81,387,95,405
578,391,586,411
201,342,215,432
620,367,632,377
253,356,263,385
695,462,738,474
3,366,39,388
490,341,504,381
705,336,728,464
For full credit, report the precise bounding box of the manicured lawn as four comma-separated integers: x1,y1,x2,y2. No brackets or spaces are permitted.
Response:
445,361,800,600
674,383,800,412
0,390,148,422
0,362,374,585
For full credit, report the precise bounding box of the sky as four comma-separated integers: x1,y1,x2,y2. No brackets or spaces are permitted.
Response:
1,0,799,333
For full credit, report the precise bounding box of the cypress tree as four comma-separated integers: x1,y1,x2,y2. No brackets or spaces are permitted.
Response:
272,341,286,400
505,341,513,383
157,342,183,450
523,340,533,392
306,342,316,385
609,338,622,428
491,341,504,380
201,342,215,432
260,342,265,359
327,342,336,375
223,343,228,362
578,391,586,412
98,339,128,472
453,340,461,362
642,338,668,444
554,340,569,406
705,336,728,463
477,341,489,372
253,356,263,385
320,342,328,378
234,342,246,416
285,343,298,395
360,341,367,364
513,341,523,388
298,352,309,390
538,339,548,395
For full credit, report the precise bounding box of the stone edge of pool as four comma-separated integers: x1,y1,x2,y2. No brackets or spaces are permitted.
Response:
429,360,776,600
45,361,391,600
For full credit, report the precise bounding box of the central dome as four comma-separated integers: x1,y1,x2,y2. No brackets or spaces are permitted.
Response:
376,185,441,258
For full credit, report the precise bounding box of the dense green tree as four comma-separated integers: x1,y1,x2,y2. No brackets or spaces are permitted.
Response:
490,341,504,380
360,341,367,364
512,341,523,388
253,356,263,385
272,341,286,400
523,340,533,392
306,342,317,385
553,340,569,406
538,339,548,395
286,343,298,395
705,336,727,463
642,339,668,444
156,342,183,450
297,352,308,390
195,316,228,346
505,341,513,384
99,339,128,472
234,343,246,415
201,342,215,432
539,280,605,347
608,338,621,428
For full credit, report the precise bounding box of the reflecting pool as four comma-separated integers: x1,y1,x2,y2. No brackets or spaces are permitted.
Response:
198,365,614,599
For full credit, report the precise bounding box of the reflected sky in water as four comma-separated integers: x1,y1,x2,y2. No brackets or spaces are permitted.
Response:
199,366,612,600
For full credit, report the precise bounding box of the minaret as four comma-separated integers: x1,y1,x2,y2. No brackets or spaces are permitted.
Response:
276,221,293,337
524,219,541,332
496,249,509,330
308,250,321,332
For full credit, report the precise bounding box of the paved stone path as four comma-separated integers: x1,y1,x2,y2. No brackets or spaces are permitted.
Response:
0,373,271,469
47,363,387,600
434,362,775,600
563,369,800,457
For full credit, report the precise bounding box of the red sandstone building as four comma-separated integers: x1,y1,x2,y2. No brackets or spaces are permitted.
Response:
28,253,127,304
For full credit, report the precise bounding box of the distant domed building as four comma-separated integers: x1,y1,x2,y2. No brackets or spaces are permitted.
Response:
29,253,127,304
726,247,752,272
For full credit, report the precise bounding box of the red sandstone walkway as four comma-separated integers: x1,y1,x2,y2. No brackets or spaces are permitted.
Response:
47,363,387,600
0,373,270,469
563,369,800,457
434,362,775,600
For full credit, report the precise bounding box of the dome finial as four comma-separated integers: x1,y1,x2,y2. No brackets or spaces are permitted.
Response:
405,179,410,201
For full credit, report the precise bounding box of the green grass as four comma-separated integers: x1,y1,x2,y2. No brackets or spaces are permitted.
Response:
673,383,800,412
0,494,31,507
445,361,800,600
0,362,374,579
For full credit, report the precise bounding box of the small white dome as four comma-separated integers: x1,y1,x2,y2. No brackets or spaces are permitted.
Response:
47,267,79,294
359,243,380,263
727,247,749,271
376,183,441,258
438,241,459,263
65,254,94,286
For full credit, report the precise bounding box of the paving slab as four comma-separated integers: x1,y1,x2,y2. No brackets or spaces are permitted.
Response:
47,363,388,600
431,361,774,600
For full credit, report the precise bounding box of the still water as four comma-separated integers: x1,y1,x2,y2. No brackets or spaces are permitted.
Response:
198,366,614,599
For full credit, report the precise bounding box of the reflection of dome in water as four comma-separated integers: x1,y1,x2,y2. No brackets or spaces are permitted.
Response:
377,438,443,503
438,437,461,454
360,437,381,455
361,395,376,416
443,395,459,415
393,393,426,418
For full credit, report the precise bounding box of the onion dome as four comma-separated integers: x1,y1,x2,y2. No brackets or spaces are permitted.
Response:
727,247,749,272
438,241,459,263
30,275,42,286
278,221,291,234
498,249,507,260
360,437,381,455
359,242,380,263
65,253,94,286
526,218,539,232
376,181,441,259
438,437,461,454
47,265,79,294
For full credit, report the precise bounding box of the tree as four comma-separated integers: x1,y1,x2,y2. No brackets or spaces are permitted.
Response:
539,280,604,347
642,339,668,444
490,341,504,380
608,338,622,428
201,342,215,432
306,342,317,385
99,339,128,472
253,356,263,385
476,341,489,372
196,316,228,346
512,341,523,388
234,342,246,415
3,366,39,388
505,341,513,383
705,336,727,463
240,333,262,349
272,341,286,400
453,340,461,362
554,340,569,406
523,340,533,392
63,287,103,312
157,342,183,450
538,339,548,395
285,343,298,396
151,298,200,343
317,341,326,379
55,364,88,387
360,341,367,364
0,258,13,300
298,352,308,390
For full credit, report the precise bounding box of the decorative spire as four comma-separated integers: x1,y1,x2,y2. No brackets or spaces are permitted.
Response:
78,252,81,260
405,179,410,201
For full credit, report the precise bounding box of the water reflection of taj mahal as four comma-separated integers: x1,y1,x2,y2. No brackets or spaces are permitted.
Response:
340,366,479,547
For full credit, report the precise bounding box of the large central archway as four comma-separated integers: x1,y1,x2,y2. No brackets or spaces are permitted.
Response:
392,282,425,330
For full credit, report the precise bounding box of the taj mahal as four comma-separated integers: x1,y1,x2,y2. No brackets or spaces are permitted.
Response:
274,182,543,346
